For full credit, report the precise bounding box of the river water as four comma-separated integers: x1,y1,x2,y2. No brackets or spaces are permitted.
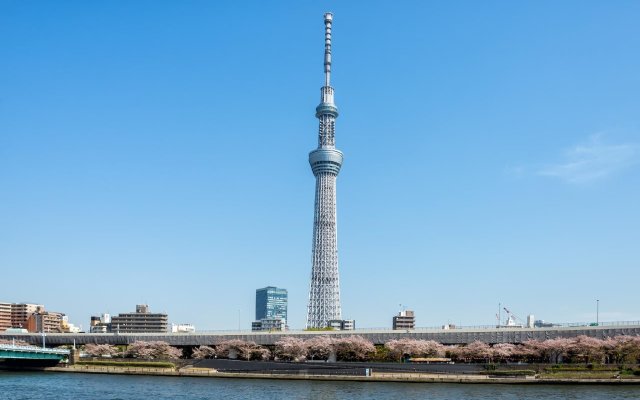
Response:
1,372,639,400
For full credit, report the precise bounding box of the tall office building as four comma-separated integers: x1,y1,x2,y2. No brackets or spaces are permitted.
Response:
306,13,344,329
255,287,288,321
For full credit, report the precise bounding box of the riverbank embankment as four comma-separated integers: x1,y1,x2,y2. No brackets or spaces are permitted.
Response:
43,365,640,384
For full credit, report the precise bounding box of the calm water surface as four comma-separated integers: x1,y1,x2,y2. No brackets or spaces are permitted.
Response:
1,372,639,400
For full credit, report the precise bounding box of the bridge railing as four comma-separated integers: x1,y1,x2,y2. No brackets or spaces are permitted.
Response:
0,344,70,355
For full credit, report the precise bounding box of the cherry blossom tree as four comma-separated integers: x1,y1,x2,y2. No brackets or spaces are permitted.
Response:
385,339,444,361
274,337,307,362
216,339,252,360
516,340,541,362
443,345,461,361
603,336,624,364
334,336,375,361
520,335,640,365
447,341,492,363
446,345,464,362
422,340,445,358
524,337,575,364
380,335,640,365
125,341,182,359
491,343,517,363
603,336,640,364
521,339,549,363
250,346,271,361
84,343,119,357
571,335,605,364
216,340,270,361
466,341,493,362
305,336,334,361
192,345,216,360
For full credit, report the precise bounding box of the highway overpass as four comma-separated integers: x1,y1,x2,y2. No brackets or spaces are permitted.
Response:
2,322,640,347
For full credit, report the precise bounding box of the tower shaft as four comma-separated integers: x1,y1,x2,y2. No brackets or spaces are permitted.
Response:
307,13,343,328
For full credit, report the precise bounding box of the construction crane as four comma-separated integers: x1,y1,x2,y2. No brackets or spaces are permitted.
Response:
503,306,525,327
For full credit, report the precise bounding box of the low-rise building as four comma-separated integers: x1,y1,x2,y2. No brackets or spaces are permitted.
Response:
89,313,115,333
90,324,108,333
61,315,81,333
11,303,43,329
252,318,286,332
25,307,64,333
110,304,169,333
90,315,102,328
0,302,11,331
328,319,355,331
393,310,415,330
341,319,356,330
171,323,195,333
1,302,75,332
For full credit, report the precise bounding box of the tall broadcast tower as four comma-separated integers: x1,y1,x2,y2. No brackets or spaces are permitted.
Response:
306,13,343,329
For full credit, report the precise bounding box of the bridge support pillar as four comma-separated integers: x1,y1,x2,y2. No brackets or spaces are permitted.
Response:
69,348,80,365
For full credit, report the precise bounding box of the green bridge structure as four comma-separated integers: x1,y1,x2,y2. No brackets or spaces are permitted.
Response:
2,321,640,347
0,344,69,368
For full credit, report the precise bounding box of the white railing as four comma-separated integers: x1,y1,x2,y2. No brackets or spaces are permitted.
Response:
0,343,70,355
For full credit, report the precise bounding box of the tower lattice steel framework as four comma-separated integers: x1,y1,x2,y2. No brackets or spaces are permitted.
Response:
306,13,343,328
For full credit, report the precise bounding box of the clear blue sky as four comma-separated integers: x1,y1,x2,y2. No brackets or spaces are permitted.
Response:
1,1,639,331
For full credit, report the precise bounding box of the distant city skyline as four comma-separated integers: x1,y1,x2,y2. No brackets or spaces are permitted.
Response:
1,1,639,330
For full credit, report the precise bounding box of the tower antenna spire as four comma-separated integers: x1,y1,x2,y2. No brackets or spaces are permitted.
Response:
323,13,333,86
307,13,343,329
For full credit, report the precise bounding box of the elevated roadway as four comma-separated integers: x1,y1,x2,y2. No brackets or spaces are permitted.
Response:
2,323,640,347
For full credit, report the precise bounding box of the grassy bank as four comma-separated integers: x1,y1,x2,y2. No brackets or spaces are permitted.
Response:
537,364,639,378
481,370,536,377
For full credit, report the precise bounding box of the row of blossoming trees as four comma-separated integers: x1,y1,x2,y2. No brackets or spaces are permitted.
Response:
83,341,182,359
82,335,640,364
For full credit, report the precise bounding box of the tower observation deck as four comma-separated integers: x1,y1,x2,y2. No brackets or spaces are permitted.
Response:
306,13,343,328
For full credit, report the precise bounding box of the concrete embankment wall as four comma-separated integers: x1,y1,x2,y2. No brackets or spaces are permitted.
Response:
193,359,484,375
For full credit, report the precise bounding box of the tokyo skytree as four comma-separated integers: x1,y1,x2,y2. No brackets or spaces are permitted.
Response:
306,13,343,329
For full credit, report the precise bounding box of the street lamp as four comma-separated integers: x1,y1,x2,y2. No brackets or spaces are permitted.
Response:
596,299,599,326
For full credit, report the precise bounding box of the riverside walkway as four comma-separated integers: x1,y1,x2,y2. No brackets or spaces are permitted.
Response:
2,321,640,346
